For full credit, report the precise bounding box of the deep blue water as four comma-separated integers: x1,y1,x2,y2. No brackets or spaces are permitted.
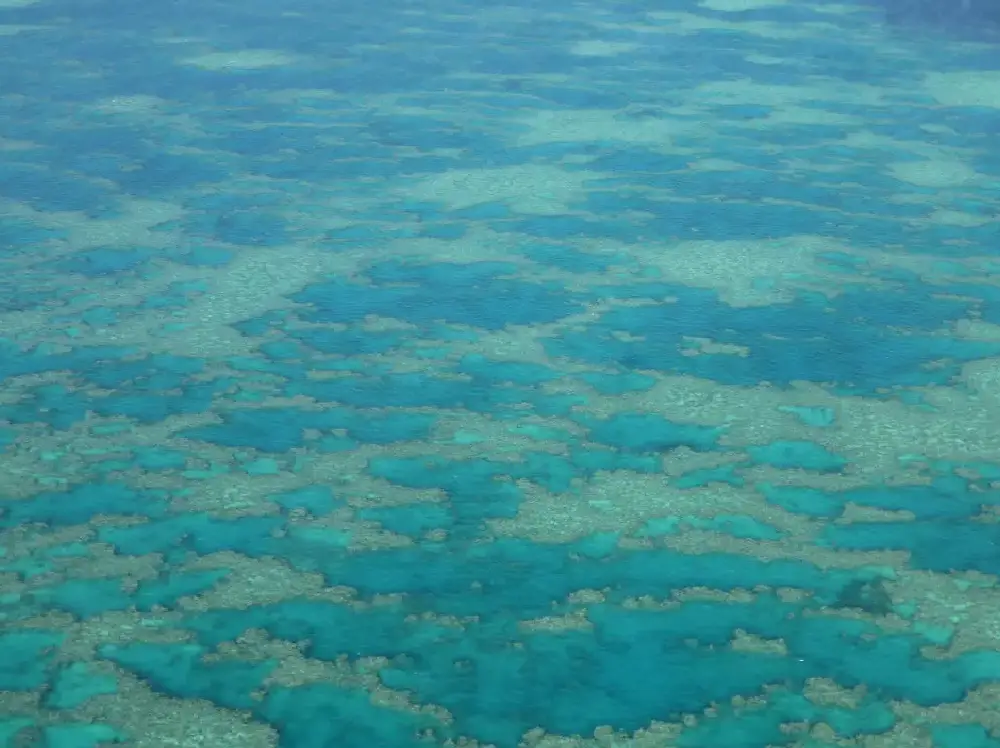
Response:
2,0,1000,746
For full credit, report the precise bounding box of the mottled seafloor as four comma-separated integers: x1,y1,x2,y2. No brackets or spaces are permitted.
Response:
2,0,1000,746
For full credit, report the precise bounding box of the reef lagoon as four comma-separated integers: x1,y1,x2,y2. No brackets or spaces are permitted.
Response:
2,0,1000,746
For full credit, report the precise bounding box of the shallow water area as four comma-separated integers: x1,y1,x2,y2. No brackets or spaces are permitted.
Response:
2,0,1000,746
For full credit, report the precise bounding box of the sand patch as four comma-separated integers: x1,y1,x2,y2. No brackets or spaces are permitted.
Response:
889,159,979,188
569,40,638,57
630,236,856,307
924,71,1000,109
928,209,991,227
410,164,591,215
513,108,701,147
700,0,786,10
182,50,298,70
0,24,49,33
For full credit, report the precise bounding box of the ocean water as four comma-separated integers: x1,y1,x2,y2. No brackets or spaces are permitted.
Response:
2,0,1000,745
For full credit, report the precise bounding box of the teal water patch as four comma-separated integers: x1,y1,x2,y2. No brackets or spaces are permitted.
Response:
637,514,785,541
271,485,342,516
181,407,437,452
369,456,524,527
568,446,663,476
0,483,171,529
674,691,894,747
32,579,134,619
457,353,559,385
44,663,118,709
931,724,1000,748
170,245,235,267
0,554,54,580
313,435,359,453
581,413,723,453
43,723,126,748
674,463,745,489
0,630,63,690
292,261,588,331
241,457,283,476
823,520,1000,575
747,440,847,472
758,483,845,518
760,475,999,521
0,384,95,430
523,241,625,272
930,460,1000,483
124,587,1000,748
543,282,1000,394
0,720,34,746
450,201,512,220
778,404,837,427
285,370,582,416
506,423,576,442
576,370,657,394
132,447,189,471
133,569,230,612
53,246,153,277
99,642,276,711
289,327,408,355
257,340,310,361
358,503,453,536
258,683,443,745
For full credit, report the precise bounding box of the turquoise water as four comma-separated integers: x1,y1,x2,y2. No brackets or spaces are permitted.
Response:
2,0,1000,745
